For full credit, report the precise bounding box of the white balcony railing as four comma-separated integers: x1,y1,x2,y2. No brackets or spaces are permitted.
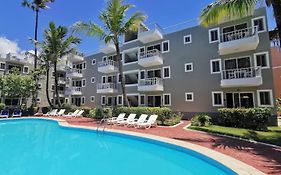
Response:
138,49,163,67
138,77,164,92
221,67,263,87
98,60,117,68
138,23,163,43
220,27,257,43
97,60,118,74
219,27,259,55
97,83,118,94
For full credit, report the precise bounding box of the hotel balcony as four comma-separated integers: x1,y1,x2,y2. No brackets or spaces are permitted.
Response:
100,43,116,54
5,53,29,65
54,90,65,98
65,87,82,96
57,65,66,72
138,78,164,92
219,27,259,55
97,83,118,94
138,24,163,43
138,49,163,67
221,67,263,88
58,77,66,85
67,52,84,62
98,60,118,74
68,69,83,79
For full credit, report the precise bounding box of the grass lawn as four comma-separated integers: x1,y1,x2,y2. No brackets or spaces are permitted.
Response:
189,125,281,146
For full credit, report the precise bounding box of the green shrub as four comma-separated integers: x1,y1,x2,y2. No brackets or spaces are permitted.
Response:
62,104,76,114
217,108,270,131
162,112,183,126
113,107,172,125
0,103,5,111
89,108,112,119
191,113,211,126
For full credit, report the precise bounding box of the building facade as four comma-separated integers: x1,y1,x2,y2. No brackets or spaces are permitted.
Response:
78,8,275,117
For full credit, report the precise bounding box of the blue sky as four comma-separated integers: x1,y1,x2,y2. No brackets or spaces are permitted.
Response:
0,0,275,56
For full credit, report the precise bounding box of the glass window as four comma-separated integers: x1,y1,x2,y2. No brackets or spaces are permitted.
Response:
163,66,170,79
211,59,221,73
209,28,219,43
185,92,194,102
92,59,96,65
81,97,85,105
253,17,265,32
0,63,5,70
101,96,106,105
212,92,223,106
184,35,192,44
140,71,145,79
82,79,86,87
185,63,193,72
117,95,123,105
91,96,95,102
91,77,95,83
83,62,86,69
163,94,171,106
162,41,169,53
140,95,145,105
258,90,273,106
255,52,269,68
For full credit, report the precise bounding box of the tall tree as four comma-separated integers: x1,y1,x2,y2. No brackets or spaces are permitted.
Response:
42,22,80,108
22,0,55,107
73,0,146,106
200,0,281,46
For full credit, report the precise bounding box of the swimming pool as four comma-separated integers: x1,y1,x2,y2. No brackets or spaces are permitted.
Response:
0,118,237,175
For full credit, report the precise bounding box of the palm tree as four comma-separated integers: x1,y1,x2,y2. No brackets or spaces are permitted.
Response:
42,22,81,108
22,0,55,107
73,0,146,107
200,0,281,46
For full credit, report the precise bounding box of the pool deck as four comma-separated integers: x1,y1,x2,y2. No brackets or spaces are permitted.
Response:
35,116,281,175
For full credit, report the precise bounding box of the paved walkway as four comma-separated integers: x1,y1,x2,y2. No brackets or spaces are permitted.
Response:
46,117,281,175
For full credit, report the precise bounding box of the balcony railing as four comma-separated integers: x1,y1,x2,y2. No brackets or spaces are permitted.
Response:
221,67,261,80
72,87,82,92
139,77,163,86
98,60,117,68
139,49,162,59
220,27,257,43
97,83,117,90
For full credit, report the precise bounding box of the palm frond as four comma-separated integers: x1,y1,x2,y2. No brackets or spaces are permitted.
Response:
200,0,258,27
72,21,106,40
121,11,146,33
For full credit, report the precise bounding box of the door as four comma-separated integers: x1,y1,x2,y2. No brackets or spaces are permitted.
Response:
226,93,254,108
147,96,162,107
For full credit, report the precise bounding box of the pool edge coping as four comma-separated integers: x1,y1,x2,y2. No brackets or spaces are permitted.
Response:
3,117,265,175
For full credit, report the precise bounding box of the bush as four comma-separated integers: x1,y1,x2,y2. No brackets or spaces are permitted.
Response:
113,107,172,125
0,103,5,111
217,108,270,131
191,113,211,126
162,112,183,126
89,108,112,119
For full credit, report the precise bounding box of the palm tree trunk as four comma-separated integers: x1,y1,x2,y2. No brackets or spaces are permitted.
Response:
115,41,130,107
271,0,281,47
45,68,53,107
32,9,39,108
54,62,62,108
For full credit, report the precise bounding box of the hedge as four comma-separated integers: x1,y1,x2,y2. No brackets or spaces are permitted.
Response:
113,107,172,125
217,108,270,131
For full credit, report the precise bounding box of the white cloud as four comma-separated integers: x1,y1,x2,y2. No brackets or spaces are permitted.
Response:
0,37,24,58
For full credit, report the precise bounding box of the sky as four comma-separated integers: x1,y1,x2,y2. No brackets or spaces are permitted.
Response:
0,0,276,57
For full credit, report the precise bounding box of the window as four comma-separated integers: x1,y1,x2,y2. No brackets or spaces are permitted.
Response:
117,95,123,106
82,79,86,87
184,35,192,44
81,96,85,105
162,40,169,53
140,70,145,80
139,95,145,106
65,98,69,104
185,63,193,72
254,52,269,69
163,93,171,106
0,63,5,70
209,28,219,43
36,97,41,103
210,59,221,74
92,59,96,65
83,62,86,69
163,66,170,79
91,77,95,83
252,16,266,33
212,91,224,107
185,92,194,102
101,96,106,105
51,84,55,91
23,66,29,74
91,96,95,102
257,90,273,107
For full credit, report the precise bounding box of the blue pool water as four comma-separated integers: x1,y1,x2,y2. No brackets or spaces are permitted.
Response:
0,119,237,175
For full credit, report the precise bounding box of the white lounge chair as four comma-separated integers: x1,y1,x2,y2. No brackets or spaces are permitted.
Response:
136,115,158,129
107,113,126,125
75,110,84,117
63,110,80,118
55,109,65,117
43,109,58,117
127,114,148,128
117,114,136,126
